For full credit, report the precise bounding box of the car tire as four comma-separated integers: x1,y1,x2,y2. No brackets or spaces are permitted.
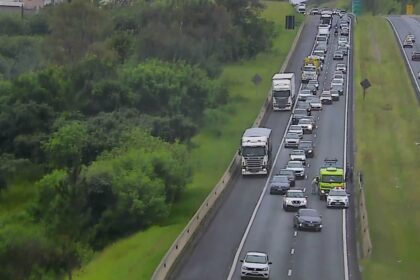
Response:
283,205,288,211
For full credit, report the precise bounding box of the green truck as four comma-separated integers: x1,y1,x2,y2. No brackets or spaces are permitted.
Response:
318,159,345,200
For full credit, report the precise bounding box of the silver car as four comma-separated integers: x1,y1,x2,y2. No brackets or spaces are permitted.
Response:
336,63,347,73
284,132,300,148
320,91,333,104
290,149,307,165
327,188,349,208
306,96,323,110
240,251,271,279
289,125,304,138
297,118,314,134
286,160,305,179
298,88,313,101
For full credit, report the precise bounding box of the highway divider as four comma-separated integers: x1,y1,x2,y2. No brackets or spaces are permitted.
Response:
151,19,306,280
357,171,372,259
386,17,420,104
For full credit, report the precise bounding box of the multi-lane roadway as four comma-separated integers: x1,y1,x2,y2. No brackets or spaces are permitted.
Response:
388,16,420,101
171,14,358,280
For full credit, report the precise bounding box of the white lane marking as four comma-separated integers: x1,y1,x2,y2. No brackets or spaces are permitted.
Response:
288,269,293,277
294,231,298,237
291,248,295,255
342,16,352,280
227,83,303,280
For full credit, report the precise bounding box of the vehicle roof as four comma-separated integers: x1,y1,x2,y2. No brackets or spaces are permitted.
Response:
246,251,268,257
291,149,305,154
287,189,304,193
299,208,319,216
243,128,271,138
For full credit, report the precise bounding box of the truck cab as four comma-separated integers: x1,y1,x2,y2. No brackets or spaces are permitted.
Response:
318,159,345,200
240,128,272,175
272,73,296,111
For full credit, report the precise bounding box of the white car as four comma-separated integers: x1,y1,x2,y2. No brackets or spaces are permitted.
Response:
290,149,306,165
336,63,347,73
284,132,300,148
338,37,348,45
331,78,344,87
289,125,303,138
320,91,333,104
297,118,314,134
327,188,350,208
298,89,312,101
306,96,323,110
286,160,305,179
333,73,345,82
283,189,307,211
240,251,271,279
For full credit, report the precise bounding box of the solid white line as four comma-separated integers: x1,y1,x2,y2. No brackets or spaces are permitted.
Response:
342,16,352,280
288,269,293,277
226,84,303,280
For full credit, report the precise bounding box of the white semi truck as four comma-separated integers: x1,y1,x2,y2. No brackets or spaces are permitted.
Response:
240,128,272,175
272,73,296,111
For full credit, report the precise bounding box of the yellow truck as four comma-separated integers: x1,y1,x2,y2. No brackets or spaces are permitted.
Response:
318,159,345,200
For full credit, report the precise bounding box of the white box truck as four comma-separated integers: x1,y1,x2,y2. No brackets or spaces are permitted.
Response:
240,128,272,175
272,73,296,111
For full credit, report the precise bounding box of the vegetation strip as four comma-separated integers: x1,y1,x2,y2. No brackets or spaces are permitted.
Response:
354,16,420,280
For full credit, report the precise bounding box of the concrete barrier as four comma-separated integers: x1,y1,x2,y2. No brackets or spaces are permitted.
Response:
152,19,306,280
357,171,372,259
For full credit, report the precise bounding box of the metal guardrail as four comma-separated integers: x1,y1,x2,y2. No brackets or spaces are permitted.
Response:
357,171,372,258
151,20,306,280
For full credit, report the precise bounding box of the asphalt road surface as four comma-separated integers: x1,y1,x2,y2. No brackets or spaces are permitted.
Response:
388,16,420,101
171,14,355,280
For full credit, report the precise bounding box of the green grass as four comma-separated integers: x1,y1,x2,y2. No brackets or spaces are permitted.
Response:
74,2,303,279
354,16,420,280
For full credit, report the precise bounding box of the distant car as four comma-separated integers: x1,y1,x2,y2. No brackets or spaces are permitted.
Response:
289,125,304,138
338,37,348,45
330,89,340,101
308,79,319,89
298,88,312,101
306,96,323,111
240,251,272,279
338,45,348,56
289,149,307,165
333,73,345,81
284,132,300,148
406,34,415,42
269,175,291,195
298,140,314,158
331,78,344,86
304,81,318,94
292,108,311,125
312,49,325,61
333,50,344,60
403,39,414,48
340,28,349,36
327,188,350,208
331,83,344,95
283,189,307,211
285,160,305,179
278,168,296,187
336,63,347,73
297,118,314,134
310,8,320,15
294,208,323,231
320,91,333,104
412,51,420,61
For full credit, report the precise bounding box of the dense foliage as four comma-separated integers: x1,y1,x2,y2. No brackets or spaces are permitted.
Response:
0,0,275,278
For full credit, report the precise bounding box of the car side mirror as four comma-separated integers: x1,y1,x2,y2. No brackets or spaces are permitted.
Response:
347,193,351,196
240,260,243,263
320,215,323,218
268,261,273,265
305,195,308,198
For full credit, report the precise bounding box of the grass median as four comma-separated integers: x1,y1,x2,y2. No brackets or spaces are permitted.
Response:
74,2,303,279
354,16,420,280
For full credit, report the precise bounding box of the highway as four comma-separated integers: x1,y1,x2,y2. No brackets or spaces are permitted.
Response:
388,16,420,101
171,14,356,280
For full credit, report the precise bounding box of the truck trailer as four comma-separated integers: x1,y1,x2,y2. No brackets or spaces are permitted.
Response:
272,73,296,111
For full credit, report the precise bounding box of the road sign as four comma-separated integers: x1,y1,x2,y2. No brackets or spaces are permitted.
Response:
352,0,362,16
252,74,262,86
360,78,371,99
406,4,414,15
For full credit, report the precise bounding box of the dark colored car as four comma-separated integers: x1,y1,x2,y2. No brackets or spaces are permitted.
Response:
269,175,291,195
412,51,420,61
294,209,323,231
298,140,315,158
278,169,296,187
292,108,311,125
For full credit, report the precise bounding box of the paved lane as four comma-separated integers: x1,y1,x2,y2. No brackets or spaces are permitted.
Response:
171,16,320,280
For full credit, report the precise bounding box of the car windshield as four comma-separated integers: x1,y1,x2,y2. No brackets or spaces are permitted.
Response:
288,162,302,168
287,191,304,198
245,254,267,264
273,90,290,98
303,66,316,71
272,176,289,183
287,133,298,139
329,190,347,196
300,209,318,217
242,146,266,157
300,89,311,95
290,125,301,130
321,175,343,183
279,170,293,176
299,119,311,124
291,150,304,155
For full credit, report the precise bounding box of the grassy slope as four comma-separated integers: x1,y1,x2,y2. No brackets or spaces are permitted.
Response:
74,2,302,279
354,16,420,280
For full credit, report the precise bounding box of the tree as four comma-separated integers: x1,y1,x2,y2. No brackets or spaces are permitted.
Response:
43,121,88,182
46,0,108,63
